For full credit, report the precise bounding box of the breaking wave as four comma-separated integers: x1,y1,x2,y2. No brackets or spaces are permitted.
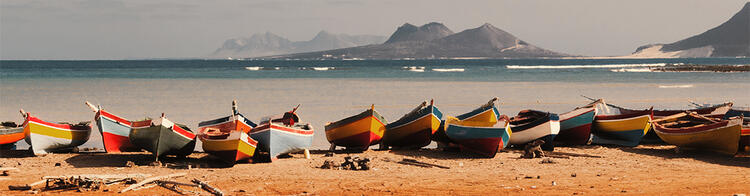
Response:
432,68,465,72
244,66,261,71
244,66,280,71
610,68,653,72
506,63,668,69
311,67,335,71
403,66,425,72
658,84,694,88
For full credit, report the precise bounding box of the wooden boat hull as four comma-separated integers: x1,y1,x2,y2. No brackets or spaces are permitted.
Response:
250,123,313,161
740,128,750,153
445,121,510,157
0,126,25,145
198,114,257,164
200,131,257,164
509,112,560,150
555,107,595,145
129,119,196,158
589,101,652,147
433,102,500,144
325,109,387,149
23,115,91,156
654,116,742,155
383,105,442,148
653,102,733,119
94,110,148,152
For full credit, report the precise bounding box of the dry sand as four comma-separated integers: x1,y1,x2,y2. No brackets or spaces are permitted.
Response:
1,145,748,195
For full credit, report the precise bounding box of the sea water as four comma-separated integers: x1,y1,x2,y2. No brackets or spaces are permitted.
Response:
1,58,749,149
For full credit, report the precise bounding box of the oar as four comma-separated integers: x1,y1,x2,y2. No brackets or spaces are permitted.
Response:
85,101,100,112
19,109,27,118
580,95,597,102
291,104,301,113
232,100,239,115
687,100,704,108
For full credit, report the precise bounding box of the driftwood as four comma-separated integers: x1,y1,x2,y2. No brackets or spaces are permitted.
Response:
399,159,450,169
192,178,224,196
120,173,186,193
8,179,48,191
546,151,604,158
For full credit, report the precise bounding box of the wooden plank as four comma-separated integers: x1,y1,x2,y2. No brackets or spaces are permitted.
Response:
120,173,186,193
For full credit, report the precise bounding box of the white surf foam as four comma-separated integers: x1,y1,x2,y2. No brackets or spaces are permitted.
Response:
244,66,261,71
610,68,653,72
403,66,425,72
432,68,465,72
312,67,334,71
658,84,694,88
507,63,667,69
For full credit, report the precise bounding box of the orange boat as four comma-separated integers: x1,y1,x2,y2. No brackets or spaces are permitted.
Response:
1,120,25,149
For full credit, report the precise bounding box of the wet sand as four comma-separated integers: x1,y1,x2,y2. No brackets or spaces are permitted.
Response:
1,145,748,195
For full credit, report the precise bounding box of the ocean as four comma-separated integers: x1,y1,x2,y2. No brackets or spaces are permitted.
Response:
2,58,749,150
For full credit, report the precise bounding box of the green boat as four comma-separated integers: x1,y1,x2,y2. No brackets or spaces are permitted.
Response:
129,114,196,160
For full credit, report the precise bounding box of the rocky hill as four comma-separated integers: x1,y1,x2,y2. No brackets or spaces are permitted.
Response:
212,31,386,58
268,23,566,59
631,2,749,58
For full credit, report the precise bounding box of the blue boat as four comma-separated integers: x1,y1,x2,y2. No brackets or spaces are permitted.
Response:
555,105,596,145
444,118,511,157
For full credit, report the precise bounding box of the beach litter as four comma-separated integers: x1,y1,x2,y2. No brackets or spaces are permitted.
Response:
319,156,371,170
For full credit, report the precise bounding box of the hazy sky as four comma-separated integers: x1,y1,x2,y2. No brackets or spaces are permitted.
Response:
1,0,747,59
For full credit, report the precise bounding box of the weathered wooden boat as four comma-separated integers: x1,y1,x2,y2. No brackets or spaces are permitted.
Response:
85,102,151,153
325,105,387,150
249,105,314,161
652,112,742,155
588,99,653,147
723,107,750,153
382,100,442,149
508,110,560,151
653,102,733,119
198,101,258,164
1,121,25,150
129,114,196,160
444,115,511,157
433,98,501,144
21,111,92,155
554,105,596,145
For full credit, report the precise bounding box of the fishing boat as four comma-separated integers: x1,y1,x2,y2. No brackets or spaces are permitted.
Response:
443,115,511,157
724,107,750,153
249,105,314,161
21,110,92,155
653,102,733,119
433,98,501,144
588,99,653,147
508,110,560,151
1,121,25,150
554,105,596,145
652,112,742,155
325,104,387,150
85,102,151,153
198,101,258,164
129,114,196,160
382,100,442,149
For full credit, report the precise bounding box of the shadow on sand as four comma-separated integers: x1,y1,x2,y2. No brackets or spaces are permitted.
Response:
389,148,498,159
620,145,750,168
64,152,236,168
0,150,35,158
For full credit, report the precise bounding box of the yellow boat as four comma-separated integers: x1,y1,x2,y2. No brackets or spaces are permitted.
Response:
325,105,387,150
652,112,742,155
381,100,442,148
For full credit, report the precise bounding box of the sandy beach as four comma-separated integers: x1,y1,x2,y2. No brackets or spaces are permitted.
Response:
1,145,748,195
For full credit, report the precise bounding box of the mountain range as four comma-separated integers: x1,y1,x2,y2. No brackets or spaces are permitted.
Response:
267,22,566,59
630,2,749,58
212,31,387,58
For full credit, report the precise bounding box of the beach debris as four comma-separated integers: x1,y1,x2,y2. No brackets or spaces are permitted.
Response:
389,158,450,169
552,181,557,186
733,194,746,196
54,163,61,167
148,161,162,167
121,173,185,193
324,152,334,157
319,156,371,170
540,158,557,164
192,178,224,196
521,140,545,158
0,167,18,176
571,173,577,177
125,161,136,168
304,149,311,159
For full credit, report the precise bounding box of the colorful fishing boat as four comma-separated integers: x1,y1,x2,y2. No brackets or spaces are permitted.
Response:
443,115,511,157
198,101,258,164
325,104,387,150
249,105,314,161
508,110,560,151
129,114,196,160
433,98,501,144
554,105,596,145
22,111,92,155
1,120,25,150
382,100,442,149
588,99,653,147
653,102,733,119
85,102,151,153
652,112,742,155
723,107,750,153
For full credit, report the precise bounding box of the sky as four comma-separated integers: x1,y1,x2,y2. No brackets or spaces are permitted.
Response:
0,0,747,60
